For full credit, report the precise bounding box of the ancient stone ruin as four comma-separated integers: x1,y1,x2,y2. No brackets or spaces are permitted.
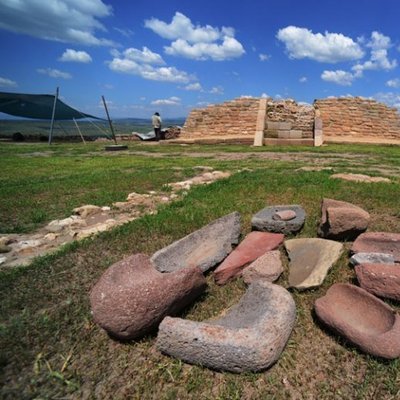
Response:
176,96,400,146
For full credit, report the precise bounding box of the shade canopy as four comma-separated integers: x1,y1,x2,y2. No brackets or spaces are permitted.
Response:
0,91,101,120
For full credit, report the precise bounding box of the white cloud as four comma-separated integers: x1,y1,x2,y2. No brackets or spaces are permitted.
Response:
261,93,270,98
145,12,245,61
183,82,203,91
108,58,192,83
373,92,400,109
277,26,364,63
210,86,224,95
151,96,181,106
299,76,308,83
0,0,116,46
386,78,400,88
113,27,134,38
122,47,165,65
259,53,270,61
37,68,72,79
321,70,355,86
0,77,17,88
352,32,397,77
59,49,92,63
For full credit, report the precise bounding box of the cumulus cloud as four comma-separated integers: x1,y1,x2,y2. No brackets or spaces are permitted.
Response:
277,26,364,63
183,82,203,91
386,78,400,88
151,96,181,106
145,12,245,61
0,77,17,88
108,46,194,83
59,49,92,63
0,0,115,46
299,76,308,83
321,70,355,86
352,32,397,77
37,68,72,79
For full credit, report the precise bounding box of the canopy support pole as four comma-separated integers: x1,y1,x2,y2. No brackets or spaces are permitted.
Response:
101,95,117,145
48,87,59,145
73,118,86,144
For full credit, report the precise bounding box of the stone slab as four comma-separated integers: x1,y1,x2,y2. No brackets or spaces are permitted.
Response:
285,238,343,289
349,252,395,266
241,250,283,284
151,212,241,273
214,231,284,285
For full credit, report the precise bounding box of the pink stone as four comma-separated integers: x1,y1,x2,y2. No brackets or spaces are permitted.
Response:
355,263,400,301
315,283,400,359
241,250,283,284
214,231,284,285
90,254,207,340
352,232,400,263
273,210,296,221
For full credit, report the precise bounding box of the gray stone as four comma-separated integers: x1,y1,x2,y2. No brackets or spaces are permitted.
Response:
156,281,296,372
252,205,306,235
90,253,207,340
285,238,343,289
241,250,283,284
151,212,241,273
317,198,370,240
315,283,400,359
349,252,395,266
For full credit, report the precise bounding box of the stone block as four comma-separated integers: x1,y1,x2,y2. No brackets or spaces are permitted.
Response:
253,130,264,147
278,130,291,139
314,118,323,130
289,130,303,139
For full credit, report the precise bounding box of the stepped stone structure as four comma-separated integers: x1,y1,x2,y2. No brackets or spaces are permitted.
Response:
178,96,400,146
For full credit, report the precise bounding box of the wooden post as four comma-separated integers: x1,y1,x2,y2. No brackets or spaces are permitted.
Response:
48,87,59,145
101,95,117,145
73,118,86,144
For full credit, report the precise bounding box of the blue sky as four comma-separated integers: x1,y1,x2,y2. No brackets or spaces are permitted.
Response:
1,0,400,118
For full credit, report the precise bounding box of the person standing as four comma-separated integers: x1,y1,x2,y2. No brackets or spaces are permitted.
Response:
152,112,162,141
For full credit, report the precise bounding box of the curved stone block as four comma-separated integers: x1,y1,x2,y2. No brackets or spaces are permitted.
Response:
90,254,207,340
315,283,400,359
214,231,284,285
285,238,343,289
356,263,400,301
156,281,296,372
151,212,241,273
351,232,400,263
317,198,369,240
251,205,306,235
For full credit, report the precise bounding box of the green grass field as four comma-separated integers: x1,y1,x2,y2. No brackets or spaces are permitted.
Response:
0,141,399,399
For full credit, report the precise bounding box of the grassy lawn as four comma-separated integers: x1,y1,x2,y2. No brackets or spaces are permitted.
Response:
0,141,399,399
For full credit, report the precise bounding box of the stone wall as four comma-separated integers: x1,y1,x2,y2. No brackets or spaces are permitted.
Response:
315,97,400,143
264,100,314,139
182,97,260,138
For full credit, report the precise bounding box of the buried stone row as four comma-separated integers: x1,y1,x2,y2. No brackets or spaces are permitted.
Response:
90,200,400,372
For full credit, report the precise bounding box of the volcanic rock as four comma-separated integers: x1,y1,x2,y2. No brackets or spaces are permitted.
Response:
352,232,400,263
285,238,343,289
151,212,241,273
317,198,370,240
214,231,284,285
241,250,283,284
156,281,296,372
251,205,305,234
90,253,207,340
315,283,400,359
355,263,400,301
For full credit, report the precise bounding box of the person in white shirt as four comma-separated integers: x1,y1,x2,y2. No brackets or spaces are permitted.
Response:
152,112,162,141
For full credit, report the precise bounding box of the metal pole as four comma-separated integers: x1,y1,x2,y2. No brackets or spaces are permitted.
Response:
73,118,86,144
48,87,59,145
101,95,117,145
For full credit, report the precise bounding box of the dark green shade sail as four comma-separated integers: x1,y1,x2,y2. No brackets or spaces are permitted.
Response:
0,91,102,120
